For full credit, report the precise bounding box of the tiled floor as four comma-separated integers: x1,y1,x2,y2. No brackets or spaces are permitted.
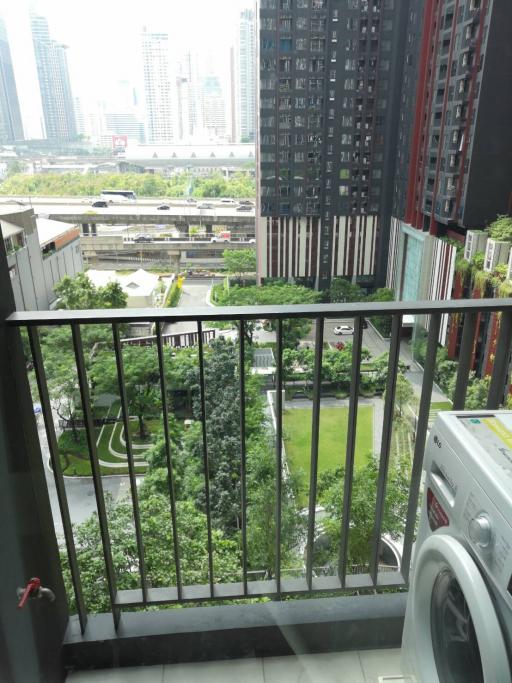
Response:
66,648,403,682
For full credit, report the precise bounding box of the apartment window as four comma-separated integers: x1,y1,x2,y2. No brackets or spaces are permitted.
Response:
261,18,276,30
312,0,326,9
326,161,333,172
342,96,354,109
340,151,351,161
279,114,291,128
308,95,323,107
279,133,291,146
327,144,333,155
297,0,309,6
296,57,307,70
280,186,291,197
328,108,335,119
348,0,359,8
261,38,276,51
296,37,307,50
295,96,306,108
295,115,306,127
331,50,337,63
332,8,339,20
341,134,352,144
372,168,382,179
261,134,276,144
280,150,291,162
308,133,322,143
327,126,334,137
261,78,276,90
294,151,305,162
310,58,325,72
339,186,349,196
295,77,307,89
280,58,292,72
330,70,336,82
344,78,355,90
261,116,275,127
309,114,322,127
297,17,308,30
261,97,276,108
345,58,356,71
347,18,357,30
280,0,292,8
280,38,293,52
261,0,277,7
296,133,306,144
262,57,276,71
279,17,292,31
261,152,276,162
279,78,292,90
310,38,326,51
279,97,292,110
261,185,274,197
309,78,324,90
331,30,338,42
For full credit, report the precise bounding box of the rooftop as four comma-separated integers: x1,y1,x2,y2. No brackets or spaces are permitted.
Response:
86,268,160,298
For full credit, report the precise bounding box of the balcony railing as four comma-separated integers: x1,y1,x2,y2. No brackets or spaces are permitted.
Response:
8,297,512,643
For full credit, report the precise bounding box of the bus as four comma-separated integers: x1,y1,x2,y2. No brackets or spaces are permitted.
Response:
100,190,137,202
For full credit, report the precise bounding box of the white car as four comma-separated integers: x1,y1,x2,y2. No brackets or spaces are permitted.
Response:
333,325,354,335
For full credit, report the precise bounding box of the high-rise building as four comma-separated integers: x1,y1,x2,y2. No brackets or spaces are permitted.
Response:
175,74,190,141
201,75,227,141
182,51,201,138
257,0,409,289
238,8,256,143
141,28,174,144
230,46,238,143
30,12,76,141
0,16,23,143
387,0,512,304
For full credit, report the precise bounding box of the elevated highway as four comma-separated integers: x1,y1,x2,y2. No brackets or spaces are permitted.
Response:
0,197,255,229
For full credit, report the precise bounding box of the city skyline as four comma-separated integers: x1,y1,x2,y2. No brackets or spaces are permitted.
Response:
1,0,255,143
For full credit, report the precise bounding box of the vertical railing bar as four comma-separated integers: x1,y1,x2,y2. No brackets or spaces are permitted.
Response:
71,323,120,628
452,311,477,410
275,318,283,595
487,311,512,409
369,314,402,585
401,313,441,583
239,320,248,595
306,317,324,590
155,322,183,599
28,326,88,634
197,321,215,598
112,323,148,603
338,315,363,587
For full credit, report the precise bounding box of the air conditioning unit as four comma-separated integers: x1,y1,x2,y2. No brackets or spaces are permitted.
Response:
464,230,488,261
484,239,511,273
507,248,512,281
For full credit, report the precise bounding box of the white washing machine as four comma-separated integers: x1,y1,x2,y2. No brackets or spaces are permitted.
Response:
402,411,512,682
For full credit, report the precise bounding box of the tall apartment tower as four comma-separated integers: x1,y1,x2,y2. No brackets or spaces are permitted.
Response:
257,0,409,289
201,75,227,141
239,8,257,143
0,17,24,143
388,0,512,299
141,28,174,144
30,12,76,141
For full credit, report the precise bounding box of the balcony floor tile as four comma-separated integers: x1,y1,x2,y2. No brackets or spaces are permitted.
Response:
162,657,264,682
262,652,365,683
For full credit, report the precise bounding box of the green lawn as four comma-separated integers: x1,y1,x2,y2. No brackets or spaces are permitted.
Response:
283,406,374,504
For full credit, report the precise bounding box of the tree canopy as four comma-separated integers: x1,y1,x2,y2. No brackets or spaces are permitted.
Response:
223,249,257,280
488,215,512,242
54,272,127,310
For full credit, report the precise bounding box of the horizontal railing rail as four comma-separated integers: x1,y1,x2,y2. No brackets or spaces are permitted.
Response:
9,298,512,634
7,296,512,326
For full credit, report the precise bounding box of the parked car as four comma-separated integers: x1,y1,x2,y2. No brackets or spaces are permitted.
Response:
333,324,354,335
91,200,109,208
157,204,170,210
134,234,152,243
236,205,252,212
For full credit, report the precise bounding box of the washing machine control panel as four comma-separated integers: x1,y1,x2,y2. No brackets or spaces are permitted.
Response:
468,514,493,549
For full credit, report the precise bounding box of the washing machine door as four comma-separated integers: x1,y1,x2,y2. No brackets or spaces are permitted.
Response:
411,534,511,683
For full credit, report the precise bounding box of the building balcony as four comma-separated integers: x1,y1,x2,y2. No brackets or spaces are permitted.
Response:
3,252,512,680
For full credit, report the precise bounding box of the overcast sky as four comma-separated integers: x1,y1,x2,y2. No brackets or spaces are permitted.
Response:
3,0,253,138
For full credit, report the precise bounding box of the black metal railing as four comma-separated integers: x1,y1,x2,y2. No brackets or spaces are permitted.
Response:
8,298,512,634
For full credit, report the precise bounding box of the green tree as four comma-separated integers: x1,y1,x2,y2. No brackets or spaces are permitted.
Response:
366,288,394,337
223,249,257,282
54,272,127,310
393,373,414,418
329,278,364,303
91,346,160,439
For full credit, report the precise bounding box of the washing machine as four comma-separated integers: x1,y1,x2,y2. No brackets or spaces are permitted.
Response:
402,410,512,682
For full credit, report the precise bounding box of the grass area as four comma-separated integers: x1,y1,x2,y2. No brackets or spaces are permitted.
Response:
283,406,373,506
430,401,453,411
